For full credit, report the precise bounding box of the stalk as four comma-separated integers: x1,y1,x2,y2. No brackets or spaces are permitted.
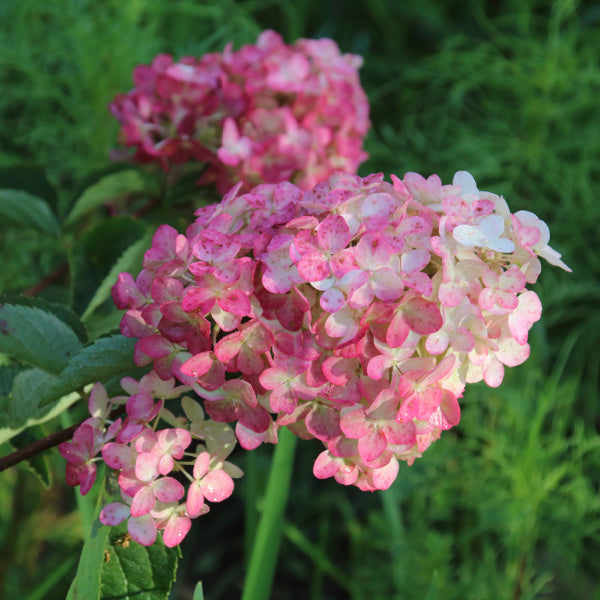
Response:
241,426,297,600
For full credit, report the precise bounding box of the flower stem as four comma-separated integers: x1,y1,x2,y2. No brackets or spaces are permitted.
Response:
0,423,80,472
244,450,259,562
22,260,69,297
242,426,297,600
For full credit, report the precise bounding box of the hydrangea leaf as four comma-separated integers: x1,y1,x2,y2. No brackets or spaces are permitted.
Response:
82,230,153,321
38,335,139,407
99,521,179,600
66,490,111,600
67,482,177,600
70,217,148,315
0,188,60,235
0,297,84,374
65,168,153,226
0,368,79,444
0,165,58,213
0,295,88,343
0,364,21,397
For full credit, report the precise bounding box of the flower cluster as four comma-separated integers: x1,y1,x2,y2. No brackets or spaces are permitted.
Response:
103,169,569,511
60,167,569,546
58,374,242,547
110,30,370,193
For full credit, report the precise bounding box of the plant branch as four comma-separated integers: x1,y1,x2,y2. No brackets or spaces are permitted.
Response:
131,194,163,218
0,423,80,472
22,260,69,297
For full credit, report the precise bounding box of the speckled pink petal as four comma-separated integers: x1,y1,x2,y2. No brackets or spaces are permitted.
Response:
201,470,234,503
128,514,157,546
162,514,191,548
99,502,130,526
131,485,156,517
135,452,159,482
186,482,205,517
358,428,387,463
370,457,399,490
154,477,185,503
317,214,350,253
313,451,340,479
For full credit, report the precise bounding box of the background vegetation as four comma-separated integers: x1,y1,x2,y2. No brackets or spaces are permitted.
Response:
0,0,599,598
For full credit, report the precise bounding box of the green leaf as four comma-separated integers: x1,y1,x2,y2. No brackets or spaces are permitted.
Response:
70,217,147,315
65,169,153,226
23,555,78,600
0,333,140,441
84,311,125,343
66,481,111,600
242,427,298,600
0,332,140,442
99,522,179,600
0,295,88,344
0,188,60,235
0,368,80,444
82,230,153,321
0,165,58,213
193,582,205,600
283,523,352,593
0,364,22,396
425,570,439,600
39,334,139,407
0,298,84,374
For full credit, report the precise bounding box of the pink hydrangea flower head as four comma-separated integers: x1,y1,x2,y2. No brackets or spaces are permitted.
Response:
111,30,370,192
65,169,568,546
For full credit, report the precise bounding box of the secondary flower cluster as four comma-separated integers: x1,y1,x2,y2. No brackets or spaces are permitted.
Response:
110,30,370,193
58,373,242,547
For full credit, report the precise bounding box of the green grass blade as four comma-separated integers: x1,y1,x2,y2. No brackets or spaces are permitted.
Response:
284,523,353,594
241,426,297,600
192,581,205,600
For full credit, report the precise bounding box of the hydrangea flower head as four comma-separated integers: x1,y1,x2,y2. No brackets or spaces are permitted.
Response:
110,30,370,192
62,166,568,547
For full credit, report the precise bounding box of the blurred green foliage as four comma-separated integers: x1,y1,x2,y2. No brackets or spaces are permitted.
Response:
0,0,598,598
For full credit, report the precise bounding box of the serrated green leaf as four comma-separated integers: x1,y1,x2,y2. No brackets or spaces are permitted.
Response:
84,311,126,343
0,188,60,235
39,335,138,407
0,364,22,396
99,522,179,600
65,169,153,226
70,217,147,315
0,165,58,213
0,368,80,444
82,230,153,321
0,295,88,344
0,300,83,374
